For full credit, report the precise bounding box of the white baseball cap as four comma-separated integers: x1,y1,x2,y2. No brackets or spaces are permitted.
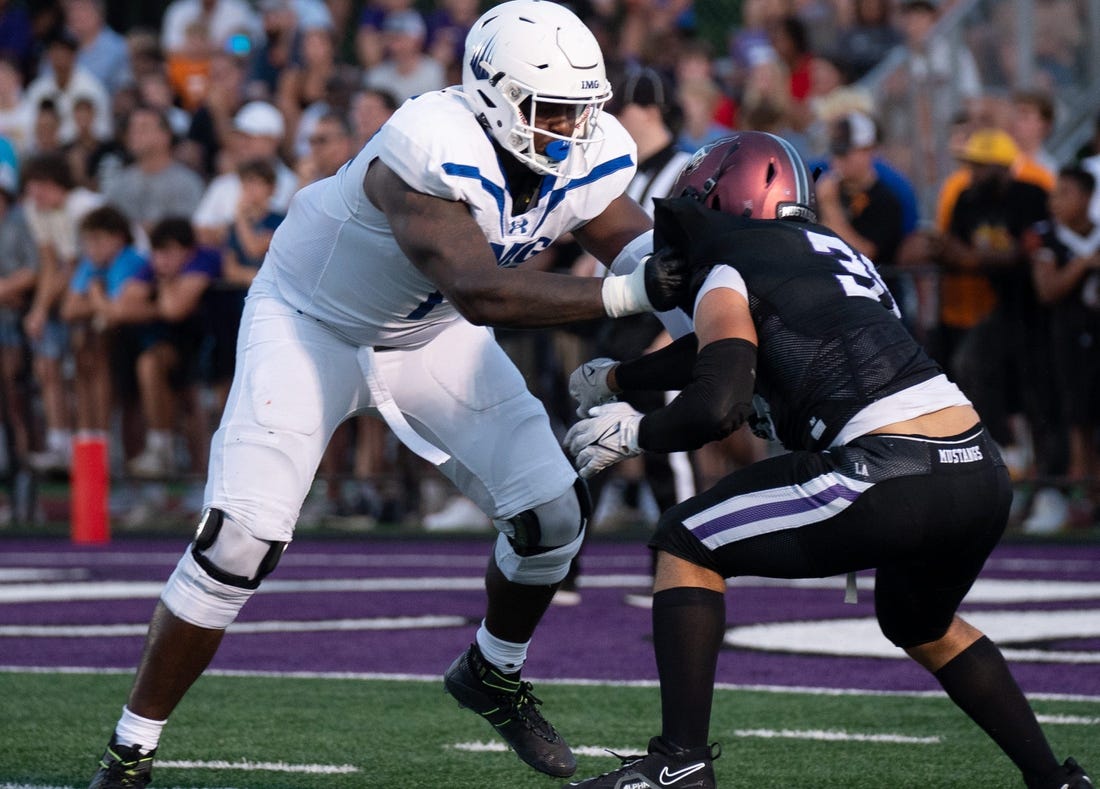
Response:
829,111,878,155
234,101,285,138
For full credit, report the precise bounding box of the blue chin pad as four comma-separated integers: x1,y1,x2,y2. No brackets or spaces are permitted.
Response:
544,140,571,162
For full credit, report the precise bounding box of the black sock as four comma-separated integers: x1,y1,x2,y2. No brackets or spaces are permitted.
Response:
623,480,640,508
653,586,725,749
933,636,1058,784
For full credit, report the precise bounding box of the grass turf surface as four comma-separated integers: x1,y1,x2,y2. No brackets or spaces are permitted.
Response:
2,671,1098,788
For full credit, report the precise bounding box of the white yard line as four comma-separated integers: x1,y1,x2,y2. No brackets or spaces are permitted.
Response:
452,727,942,759
1035,714,1100,725
732,728,940,744
451,741,642,758
0,615,466,637
4,664,1099,704
157,759,358,774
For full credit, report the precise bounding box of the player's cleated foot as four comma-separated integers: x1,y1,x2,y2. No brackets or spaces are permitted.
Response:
564,735,719,789
88,736,156,788
444,643,576,777
1035,757,1093,789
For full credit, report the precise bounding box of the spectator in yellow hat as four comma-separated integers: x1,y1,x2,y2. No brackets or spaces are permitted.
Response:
936,125,1054,233
935,125,1056,493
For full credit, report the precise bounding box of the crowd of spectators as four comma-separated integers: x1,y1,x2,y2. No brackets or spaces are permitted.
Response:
0,0,1095,535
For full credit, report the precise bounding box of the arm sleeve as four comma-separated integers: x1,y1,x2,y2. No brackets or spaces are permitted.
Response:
614,332,699,392
637,338,757,453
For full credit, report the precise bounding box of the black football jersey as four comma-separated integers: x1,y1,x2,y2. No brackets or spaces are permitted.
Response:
654,197,944,451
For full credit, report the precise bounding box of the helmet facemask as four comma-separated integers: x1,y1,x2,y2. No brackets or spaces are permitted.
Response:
495,79,607,178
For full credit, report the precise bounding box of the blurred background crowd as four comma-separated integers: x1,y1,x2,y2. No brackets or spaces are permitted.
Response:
0,0,1097,537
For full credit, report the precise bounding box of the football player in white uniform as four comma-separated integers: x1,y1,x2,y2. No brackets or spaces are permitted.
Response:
88,2,689,786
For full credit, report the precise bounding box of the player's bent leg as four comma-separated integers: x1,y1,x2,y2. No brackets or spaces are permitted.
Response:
653,550,725,594
490,477,589,587
902,615,983,672
385,323,586,775
161,508,287,628
893,615,1086,788
89,510,290,789
444,480,589,778
91,296,357,789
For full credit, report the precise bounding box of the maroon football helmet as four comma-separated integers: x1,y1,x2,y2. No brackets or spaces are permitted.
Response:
671,132,817,222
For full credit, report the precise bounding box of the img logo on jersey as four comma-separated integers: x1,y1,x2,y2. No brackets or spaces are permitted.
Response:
938,445,984,463
491,236,553,267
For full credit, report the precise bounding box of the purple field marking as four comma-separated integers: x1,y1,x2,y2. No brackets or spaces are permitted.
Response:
2,537,1099,696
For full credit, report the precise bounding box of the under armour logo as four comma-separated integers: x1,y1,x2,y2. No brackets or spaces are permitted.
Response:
509,217,529,234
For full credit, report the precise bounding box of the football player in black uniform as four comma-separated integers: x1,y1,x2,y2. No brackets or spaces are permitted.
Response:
563,132,1093,789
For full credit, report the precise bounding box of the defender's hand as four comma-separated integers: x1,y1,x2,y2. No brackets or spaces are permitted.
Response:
564,402,643,479
568,357,619,418
643,247,691,312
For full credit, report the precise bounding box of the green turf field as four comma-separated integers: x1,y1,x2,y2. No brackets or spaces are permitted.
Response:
2,671,1097,788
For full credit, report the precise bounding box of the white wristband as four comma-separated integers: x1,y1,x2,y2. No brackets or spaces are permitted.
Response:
601,258,653,317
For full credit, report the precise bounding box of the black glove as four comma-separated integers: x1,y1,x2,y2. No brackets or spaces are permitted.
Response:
748,394,778,442
643,247,692,312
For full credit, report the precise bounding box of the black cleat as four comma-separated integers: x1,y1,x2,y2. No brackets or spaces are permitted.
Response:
444,643,576,777
564,736,719,789
1049,758,1093,789
88,736,156,789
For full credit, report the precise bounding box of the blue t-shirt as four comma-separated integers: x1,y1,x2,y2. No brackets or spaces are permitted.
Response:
226,211,284,269
70,245,147,297
807,156,920,235
135,246,222,284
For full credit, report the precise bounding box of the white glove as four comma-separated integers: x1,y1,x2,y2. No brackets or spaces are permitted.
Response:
563,402,643,479
568,357,619,418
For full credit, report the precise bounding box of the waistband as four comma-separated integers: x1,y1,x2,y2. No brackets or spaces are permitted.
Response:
830,425,1002,483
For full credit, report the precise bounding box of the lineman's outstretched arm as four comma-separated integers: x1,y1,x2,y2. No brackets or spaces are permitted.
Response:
365,161,652,327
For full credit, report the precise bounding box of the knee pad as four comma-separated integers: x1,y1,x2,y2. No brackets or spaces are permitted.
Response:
192,508,287,589
493,527,585,585
493,479,590,584
160,509,287,630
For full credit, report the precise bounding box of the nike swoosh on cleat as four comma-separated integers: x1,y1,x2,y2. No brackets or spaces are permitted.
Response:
659,762,706,785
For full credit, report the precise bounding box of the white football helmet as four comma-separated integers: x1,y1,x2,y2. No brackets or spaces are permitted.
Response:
462,0,612,179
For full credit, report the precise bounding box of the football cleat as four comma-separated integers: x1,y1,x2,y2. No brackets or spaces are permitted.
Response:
564,736,719,789
88,736,156,789
444,643,576,777
1049,757,1093,789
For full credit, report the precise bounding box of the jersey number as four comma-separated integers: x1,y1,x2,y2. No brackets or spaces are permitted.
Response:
804,230,900,317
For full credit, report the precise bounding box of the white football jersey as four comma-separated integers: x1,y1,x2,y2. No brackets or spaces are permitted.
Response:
257,87,638,348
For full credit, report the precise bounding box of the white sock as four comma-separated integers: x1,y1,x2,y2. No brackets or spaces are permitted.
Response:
147,430,173,452
114,705,166,753
475,621,529,674
47,428,71,452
